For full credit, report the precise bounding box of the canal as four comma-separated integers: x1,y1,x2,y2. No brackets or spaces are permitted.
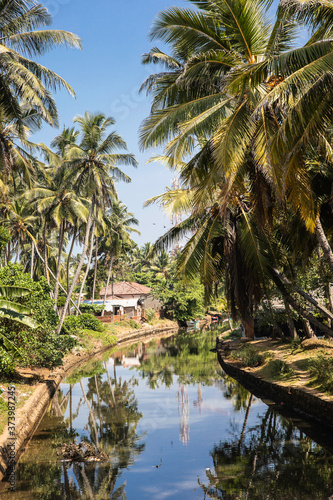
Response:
1,328,333,499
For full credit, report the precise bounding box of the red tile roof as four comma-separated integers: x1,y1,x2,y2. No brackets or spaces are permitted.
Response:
100,281,151,297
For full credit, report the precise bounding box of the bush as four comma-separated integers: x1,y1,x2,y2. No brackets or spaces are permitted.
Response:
62,313,104,334
128,319,140,329
0,347,16,375
145,308,157,323
230,345,263,367
308,355,333,394
57,294,67,307
79,304,105,315
0,264,74,375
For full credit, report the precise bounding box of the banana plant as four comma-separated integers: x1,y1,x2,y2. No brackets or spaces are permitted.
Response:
0,285,38,359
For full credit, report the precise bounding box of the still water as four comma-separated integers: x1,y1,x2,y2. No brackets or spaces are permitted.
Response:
1,328,333,499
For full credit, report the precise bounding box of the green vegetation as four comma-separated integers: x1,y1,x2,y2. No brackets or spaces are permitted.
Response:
79,303,105,315
0,264,75,374
264,359,294,380
1,0,333,381
138,0,333,342
61,313,104,335
137,329,222,388
152,275,205,322
229,345,264,368
308,355,333,394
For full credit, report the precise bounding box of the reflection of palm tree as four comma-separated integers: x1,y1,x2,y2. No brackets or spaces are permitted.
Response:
193,383,203,414
104,361,117,408
178,384,189,445
80,379,100,447
221,373,252,412
238,394,253,452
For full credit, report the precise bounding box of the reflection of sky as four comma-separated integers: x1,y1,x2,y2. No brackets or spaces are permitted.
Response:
115,366,264,499
61,359,265,500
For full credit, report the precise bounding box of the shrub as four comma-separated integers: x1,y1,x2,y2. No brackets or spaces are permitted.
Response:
308,355,333,394
61,313,104,334
57,294,67,307
80,313,104,331
0,347,16,374
230,345,263,367
79,304,105,315
128,319,140,329
0,264,74,375
145,308,157,323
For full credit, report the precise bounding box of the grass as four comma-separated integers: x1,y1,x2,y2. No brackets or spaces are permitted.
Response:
229,344,263,368
223,327,242,340
76,326,117,352
260,359,294,381
307,355,333,394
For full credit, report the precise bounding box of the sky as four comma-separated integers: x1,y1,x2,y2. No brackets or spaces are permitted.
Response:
33,0,189,247
33,0,282,247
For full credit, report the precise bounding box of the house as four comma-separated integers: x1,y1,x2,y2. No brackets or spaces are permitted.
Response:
96,281,162,323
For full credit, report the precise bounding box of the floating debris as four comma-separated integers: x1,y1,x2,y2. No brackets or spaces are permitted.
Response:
57,441,108,462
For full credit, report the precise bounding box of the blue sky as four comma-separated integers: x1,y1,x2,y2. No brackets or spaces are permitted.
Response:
34,0,282,246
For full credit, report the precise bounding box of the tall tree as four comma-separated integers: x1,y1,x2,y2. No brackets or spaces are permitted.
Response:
0,0,81,125
57,112,137,333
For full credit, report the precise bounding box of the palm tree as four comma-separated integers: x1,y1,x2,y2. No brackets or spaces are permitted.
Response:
139,0,333,336
57,112,138,333
0,0,81,125
26,173,89,308
0,104,44,193
0,197,38,263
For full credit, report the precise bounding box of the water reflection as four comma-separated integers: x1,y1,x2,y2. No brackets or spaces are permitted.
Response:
1,328,333,499
199,375,333,499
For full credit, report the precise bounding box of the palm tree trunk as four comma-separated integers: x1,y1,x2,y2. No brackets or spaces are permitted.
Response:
76,220,96,312
315,215,333,274
67,227,77,315
270,268,333,337
101,251,114,317
79,379,99,447
32,237,81,315
43,222,50,285
15,241,20,263
57,201,95,334
302,319,315,338
238,394,253,452
30,241,35,279
104,361,116,407
273,268,333,322
284,299,297,340
53,220,65,310
67,229,76,293
92,238,98,304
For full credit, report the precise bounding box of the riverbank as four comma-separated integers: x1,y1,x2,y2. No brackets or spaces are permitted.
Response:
217,332,333,427
0,319,178,482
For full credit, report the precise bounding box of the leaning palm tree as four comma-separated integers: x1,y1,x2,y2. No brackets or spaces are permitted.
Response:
57,112,138,333
139,0,333,335
0,0,81,125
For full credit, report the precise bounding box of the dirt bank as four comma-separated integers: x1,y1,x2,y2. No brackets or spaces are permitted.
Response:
217,335,333,428
0,322,178,482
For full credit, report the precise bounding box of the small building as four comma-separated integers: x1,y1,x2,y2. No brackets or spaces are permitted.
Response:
81,298,142,322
